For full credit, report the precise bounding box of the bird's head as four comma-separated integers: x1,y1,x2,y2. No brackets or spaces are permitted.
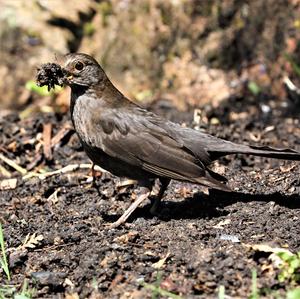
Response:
61,53,104,87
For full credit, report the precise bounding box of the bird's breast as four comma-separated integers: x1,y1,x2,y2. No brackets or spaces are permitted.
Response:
71,94,102,147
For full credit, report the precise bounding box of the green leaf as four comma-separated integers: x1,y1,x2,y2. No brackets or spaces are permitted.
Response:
248,81,261,95
284,53,300,77
14,295,31,299
142,283,183,299
25,80,63,96
277,251,293,262
0,222,10,281
25,80,50,96
290,259,300,270
135,89,153,102
249,269,259,299
287,288,300,299
218,285,225,299
84,22,95,36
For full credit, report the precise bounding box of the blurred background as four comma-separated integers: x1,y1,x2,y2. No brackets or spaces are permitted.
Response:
0,0,300,114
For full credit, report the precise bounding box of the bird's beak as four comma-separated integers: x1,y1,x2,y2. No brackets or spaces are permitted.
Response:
60,66,73,83
61,73,74,85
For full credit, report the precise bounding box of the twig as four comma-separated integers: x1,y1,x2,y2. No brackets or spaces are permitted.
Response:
51,124,73,147
0,153,27,175
109,191,150,228
284,76,300,94
47,187,61,204
43,123,52,160
0,165,11,178
23,163,106,181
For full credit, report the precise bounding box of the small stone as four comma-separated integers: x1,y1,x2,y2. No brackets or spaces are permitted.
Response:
9,249,28,268
31,271,67,286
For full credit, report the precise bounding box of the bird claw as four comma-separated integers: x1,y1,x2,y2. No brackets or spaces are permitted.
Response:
149,196,161,215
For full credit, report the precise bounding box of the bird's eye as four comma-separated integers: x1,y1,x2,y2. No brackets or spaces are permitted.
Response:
75,61,84,71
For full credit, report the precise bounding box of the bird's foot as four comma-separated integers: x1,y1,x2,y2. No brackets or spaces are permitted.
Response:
149,195,161,216
148,178,170,216
108,190,150,228
85,163,102,194
85,178,98,190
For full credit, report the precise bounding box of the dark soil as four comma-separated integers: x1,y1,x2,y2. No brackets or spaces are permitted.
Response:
0,94,300,298
36,63,64,91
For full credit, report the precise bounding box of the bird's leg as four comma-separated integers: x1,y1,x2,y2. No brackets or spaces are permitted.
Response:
109,181,153,228
85,163,97,188
91,163,97,187
89,163,102,196
150,178,170,215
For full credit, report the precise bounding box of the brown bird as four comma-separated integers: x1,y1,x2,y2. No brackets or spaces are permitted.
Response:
57,53,300,227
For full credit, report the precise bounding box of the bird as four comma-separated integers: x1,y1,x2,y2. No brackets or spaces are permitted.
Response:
56,53,300,227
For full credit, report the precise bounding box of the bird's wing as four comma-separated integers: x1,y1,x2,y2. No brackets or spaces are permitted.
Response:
89,106,209,181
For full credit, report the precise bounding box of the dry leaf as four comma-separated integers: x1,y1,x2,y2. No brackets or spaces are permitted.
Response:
19,233,44,250
152,252,170,269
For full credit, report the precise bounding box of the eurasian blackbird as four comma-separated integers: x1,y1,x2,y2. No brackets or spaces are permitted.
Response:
38,53,300,227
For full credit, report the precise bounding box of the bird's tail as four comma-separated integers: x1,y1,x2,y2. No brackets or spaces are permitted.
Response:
192,173,231,192
239,145,300,160
209,143,300,161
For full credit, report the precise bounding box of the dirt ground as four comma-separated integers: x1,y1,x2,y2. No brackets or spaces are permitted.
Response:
0,92,300,298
